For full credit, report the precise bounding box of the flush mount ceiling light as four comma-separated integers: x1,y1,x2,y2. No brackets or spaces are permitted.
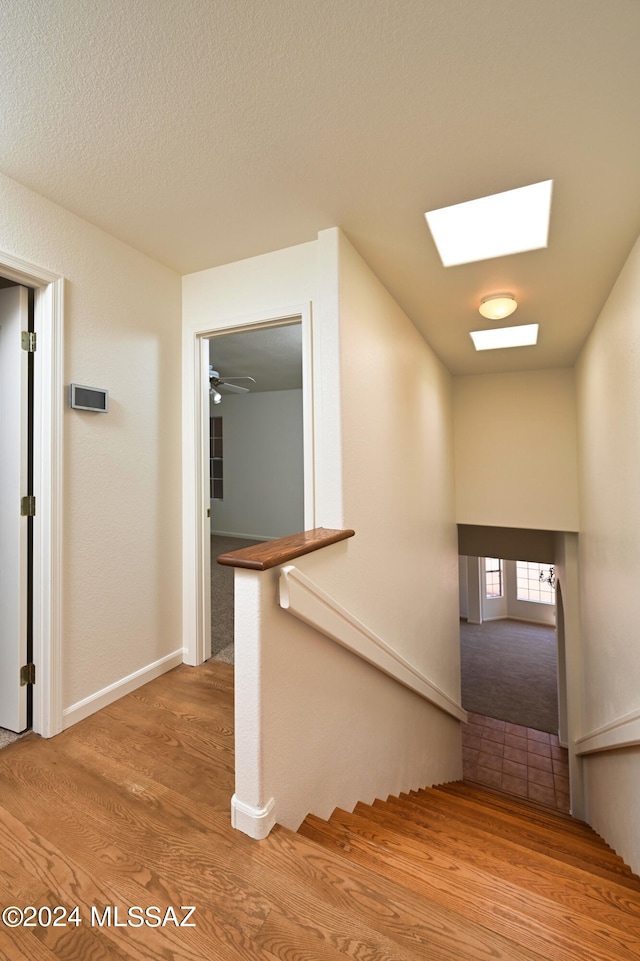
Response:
425,180,553,267
479,293,517,320
470,323,539,351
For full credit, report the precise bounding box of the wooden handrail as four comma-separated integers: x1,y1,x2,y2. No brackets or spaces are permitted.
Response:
216,527,355,571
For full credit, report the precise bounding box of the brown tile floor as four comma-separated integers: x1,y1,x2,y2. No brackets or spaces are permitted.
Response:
462,712,570,813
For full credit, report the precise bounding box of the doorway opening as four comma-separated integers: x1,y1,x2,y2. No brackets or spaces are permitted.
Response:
183,302,314,669
206,321,305,664
457,526,569,812
0,252,64,742
0,280,33,744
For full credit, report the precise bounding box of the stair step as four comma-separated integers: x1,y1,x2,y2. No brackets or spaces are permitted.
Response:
403,785,638,885
442,779,585,828
429,783,627,863
442,780,639,876
300,806,640,961
293,815,547,961
297,780,640,961
440,779,629,851
360,795,640,926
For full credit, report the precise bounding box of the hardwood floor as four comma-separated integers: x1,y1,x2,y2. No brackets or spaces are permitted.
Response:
0,659,639,960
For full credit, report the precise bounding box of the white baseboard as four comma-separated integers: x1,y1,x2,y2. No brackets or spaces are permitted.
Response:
62,649,185,730
508,615,556,627
211,529,271,541
231,794,276,839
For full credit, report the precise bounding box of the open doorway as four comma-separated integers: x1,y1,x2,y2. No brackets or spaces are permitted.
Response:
457,526,569,811
206,321,305,664
459,556,558,731
0,280,32,745
0,253,63,743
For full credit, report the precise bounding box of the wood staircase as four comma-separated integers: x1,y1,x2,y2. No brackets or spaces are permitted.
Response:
297,780,640,961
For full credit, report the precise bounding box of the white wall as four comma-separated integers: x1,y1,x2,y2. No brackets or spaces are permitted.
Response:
185,228,464,834
575,231,640,872
453,369,579,532
0,171,183,719
210,389,304,539
328,230,462,697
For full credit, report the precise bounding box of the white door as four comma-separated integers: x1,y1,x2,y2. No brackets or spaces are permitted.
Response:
0,285,29,732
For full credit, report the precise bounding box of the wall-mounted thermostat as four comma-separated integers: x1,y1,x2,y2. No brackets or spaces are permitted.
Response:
69,384,109,412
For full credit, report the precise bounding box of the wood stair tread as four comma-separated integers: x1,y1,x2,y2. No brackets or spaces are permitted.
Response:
402,785,638,885
297,778,640,961
359,796,640,922
299,806,640,961
444,779,588,828
445,780,639,877
440,779,630,852
288,819,548,961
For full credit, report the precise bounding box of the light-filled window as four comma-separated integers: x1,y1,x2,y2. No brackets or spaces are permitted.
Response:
516,561,555,605
485,557,503,598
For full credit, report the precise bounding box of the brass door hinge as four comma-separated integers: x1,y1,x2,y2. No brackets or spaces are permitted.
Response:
20,663,36,686
21,331,36,352
21,495,36,517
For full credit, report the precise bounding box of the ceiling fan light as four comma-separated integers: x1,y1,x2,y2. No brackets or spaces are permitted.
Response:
479,293,517,320
211,388,222,404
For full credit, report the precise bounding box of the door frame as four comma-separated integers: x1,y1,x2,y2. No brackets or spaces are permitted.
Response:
0,250,64,737
182,303,314,666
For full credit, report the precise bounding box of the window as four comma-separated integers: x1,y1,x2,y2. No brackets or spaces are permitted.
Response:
484,557,503,598
210,416,223,499
516,561,555,605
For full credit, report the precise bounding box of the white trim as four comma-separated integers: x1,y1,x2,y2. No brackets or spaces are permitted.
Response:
575,706,640,756
183,304,314,666
0,251,64,738
230,794,276,839
62,650,184,729
480,614,555,626
211,530,270,541
279,565,467,723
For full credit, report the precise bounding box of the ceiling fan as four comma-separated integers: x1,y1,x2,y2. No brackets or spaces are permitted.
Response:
209,366,256,404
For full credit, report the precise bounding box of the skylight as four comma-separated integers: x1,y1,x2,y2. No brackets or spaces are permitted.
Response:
470,324,539,351
425,180,553,267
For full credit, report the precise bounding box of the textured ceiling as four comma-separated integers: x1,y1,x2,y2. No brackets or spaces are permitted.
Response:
2,0,640,375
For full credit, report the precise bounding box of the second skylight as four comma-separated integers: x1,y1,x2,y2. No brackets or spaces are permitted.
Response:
425,180,553,267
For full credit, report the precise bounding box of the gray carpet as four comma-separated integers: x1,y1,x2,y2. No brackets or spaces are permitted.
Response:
460,618,559,733
210,534,264,664
0,728,28,751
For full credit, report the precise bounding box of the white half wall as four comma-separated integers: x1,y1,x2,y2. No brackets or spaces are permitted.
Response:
575,229,640,873
234,553,462,833
210,389,304,539
453,369,579,532
0,171,182,718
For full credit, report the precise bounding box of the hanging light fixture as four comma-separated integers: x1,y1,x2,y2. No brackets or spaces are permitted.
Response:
479,292,517,320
